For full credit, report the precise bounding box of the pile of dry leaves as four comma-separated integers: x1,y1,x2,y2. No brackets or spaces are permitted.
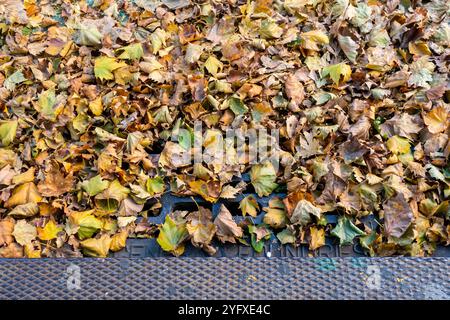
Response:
0,0,449,258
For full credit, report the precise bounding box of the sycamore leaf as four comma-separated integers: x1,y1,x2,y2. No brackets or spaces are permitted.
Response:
37,165,74,197
322,62,352,85
8,203,39,218
383,193,414,238
309,226,325,250
69,210,103,240
229,97,248,115
331,216,366,245
146,176,165,196
157,215,189,256
37,220,62,241
4,71,26,91
75,25,102,46
110,230,128,252
95,180,130,212
423,106,448,134
250,162,278,197
186,207,217,254
290,200,322,225
204,55,223,76
387,135,410,154
37,89,57,120
5,182,42,208
89,97,103,116
80,234,112,257
263,197,288,229
0,120,18,146
94,56,127,81
300,30,329,51
82,175,109,197
0,218,15,246
259,20,283,39
248,224,271,253
277,228,296,244
239,195,260,217
12,220,37,246
188,179,221,203
337,35,359,63
150,28,166,54
214,204,243,243
117,43,144,60
185,43,203,63
117,216,137,228
12,167,35,185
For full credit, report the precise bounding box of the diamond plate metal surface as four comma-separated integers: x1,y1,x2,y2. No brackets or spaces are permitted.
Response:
0,257,448,300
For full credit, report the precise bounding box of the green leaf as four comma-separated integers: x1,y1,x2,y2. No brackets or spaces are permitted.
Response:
117,43,144,61
69,210,103,240
72,113,89,134
322,62,352,85
276,228,296,244
4,71,26,91
38,89,57,120
250,162,278,197
0,120,18,146
146,176,165,196
331,216,366,245
248,225,271,253
157,215,189,256
82,175,109,197
94,56,127,81
229,97,248,115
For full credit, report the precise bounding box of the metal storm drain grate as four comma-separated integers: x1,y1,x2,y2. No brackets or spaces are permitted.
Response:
110,174,450,259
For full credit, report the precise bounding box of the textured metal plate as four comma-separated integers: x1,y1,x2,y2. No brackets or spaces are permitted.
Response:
0,257,448,300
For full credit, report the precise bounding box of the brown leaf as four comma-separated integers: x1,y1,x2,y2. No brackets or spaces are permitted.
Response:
383,193,414,238
214,204,243,243
0,218,15,246
38,164,74,197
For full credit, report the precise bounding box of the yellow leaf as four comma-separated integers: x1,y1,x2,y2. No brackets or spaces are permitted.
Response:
89,97,103,116
387,135,410,154
80,234,112,257
188,179,221,203
24,243,41,258
309,226,325,250
5,182,42,208
300,30,329,51
94,56,127,81
204,55,223,76
263,197,288,229
423,106,448,134
12,167,35,184
239,195,260,217
322,62,352,85
110,230,128,252
0,120,18,146
37,220,62,240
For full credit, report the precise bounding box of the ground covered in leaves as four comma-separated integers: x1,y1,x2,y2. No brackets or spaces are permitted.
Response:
0,0,449,258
